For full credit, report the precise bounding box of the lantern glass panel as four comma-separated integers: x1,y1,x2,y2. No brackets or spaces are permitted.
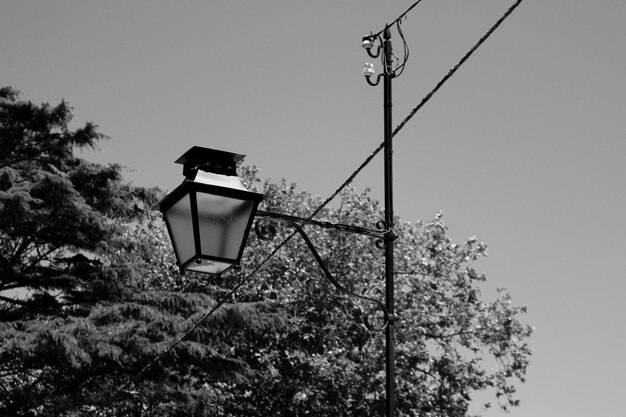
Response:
165,193,195,265
196,192,256,260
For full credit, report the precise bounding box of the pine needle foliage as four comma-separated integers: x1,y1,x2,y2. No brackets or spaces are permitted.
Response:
0,88,288,416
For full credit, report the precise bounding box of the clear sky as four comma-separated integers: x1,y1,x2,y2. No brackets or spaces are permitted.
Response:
2,1,625,416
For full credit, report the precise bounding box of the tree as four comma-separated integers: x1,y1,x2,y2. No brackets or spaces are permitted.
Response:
202,172,533,417
0,87,532,416
0,88,287,416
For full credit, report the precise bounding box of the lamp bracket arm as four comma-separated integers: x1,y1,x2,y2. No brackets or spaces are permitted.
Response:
256,210,385,238
254,212,389,331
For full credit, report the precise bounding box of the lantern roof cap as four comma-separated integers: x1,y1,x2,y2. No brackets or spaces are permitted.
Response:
175,146,245,177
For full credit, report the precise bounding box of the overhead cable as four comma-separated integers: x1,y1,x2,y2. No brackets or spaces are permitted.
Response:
371,0,426,39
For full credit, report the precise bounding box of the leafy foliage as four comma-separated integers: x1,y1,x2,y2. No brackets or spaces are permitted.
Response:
0,87,532,416
209,171,533,417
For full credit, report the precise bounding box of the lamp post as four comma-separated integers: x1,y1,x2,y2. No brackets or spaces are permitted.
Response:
382,27,397,417
160,26,399,417
364,25,397,417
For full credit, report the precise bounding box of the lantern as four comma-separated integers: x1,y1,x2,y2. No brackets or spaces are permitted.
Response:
160,146,263,275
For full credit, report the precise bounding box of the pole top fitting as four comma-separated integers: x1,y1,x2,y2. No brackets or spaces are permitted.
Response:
384,25,391,40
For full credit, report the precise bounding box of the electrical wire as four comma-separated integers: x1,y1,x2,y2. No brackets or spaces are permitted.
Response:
392,18,410,77
114,0,524,400
365,1,418,76
372,0,426,39
393,0,524,135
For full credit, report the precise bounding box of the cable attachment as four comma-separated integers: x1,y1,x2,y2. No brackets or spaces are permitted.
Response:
385,228,398,242
363,17,410,83
364,72,384,87
362,31,385,86
362,33,383,58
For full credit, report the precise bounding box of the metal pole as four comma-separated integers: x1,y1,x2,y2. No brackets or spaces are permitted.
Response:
382,25,396,417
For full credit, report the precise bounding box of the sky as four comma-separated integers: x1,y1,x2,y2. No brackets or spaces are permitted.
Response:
2,1,625,415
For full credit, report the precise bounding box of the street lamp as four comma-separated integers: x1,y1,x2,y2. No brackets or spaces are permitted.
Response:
159,146,263,276
161,145,391,318
161,143,396,411
161,25,398,417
